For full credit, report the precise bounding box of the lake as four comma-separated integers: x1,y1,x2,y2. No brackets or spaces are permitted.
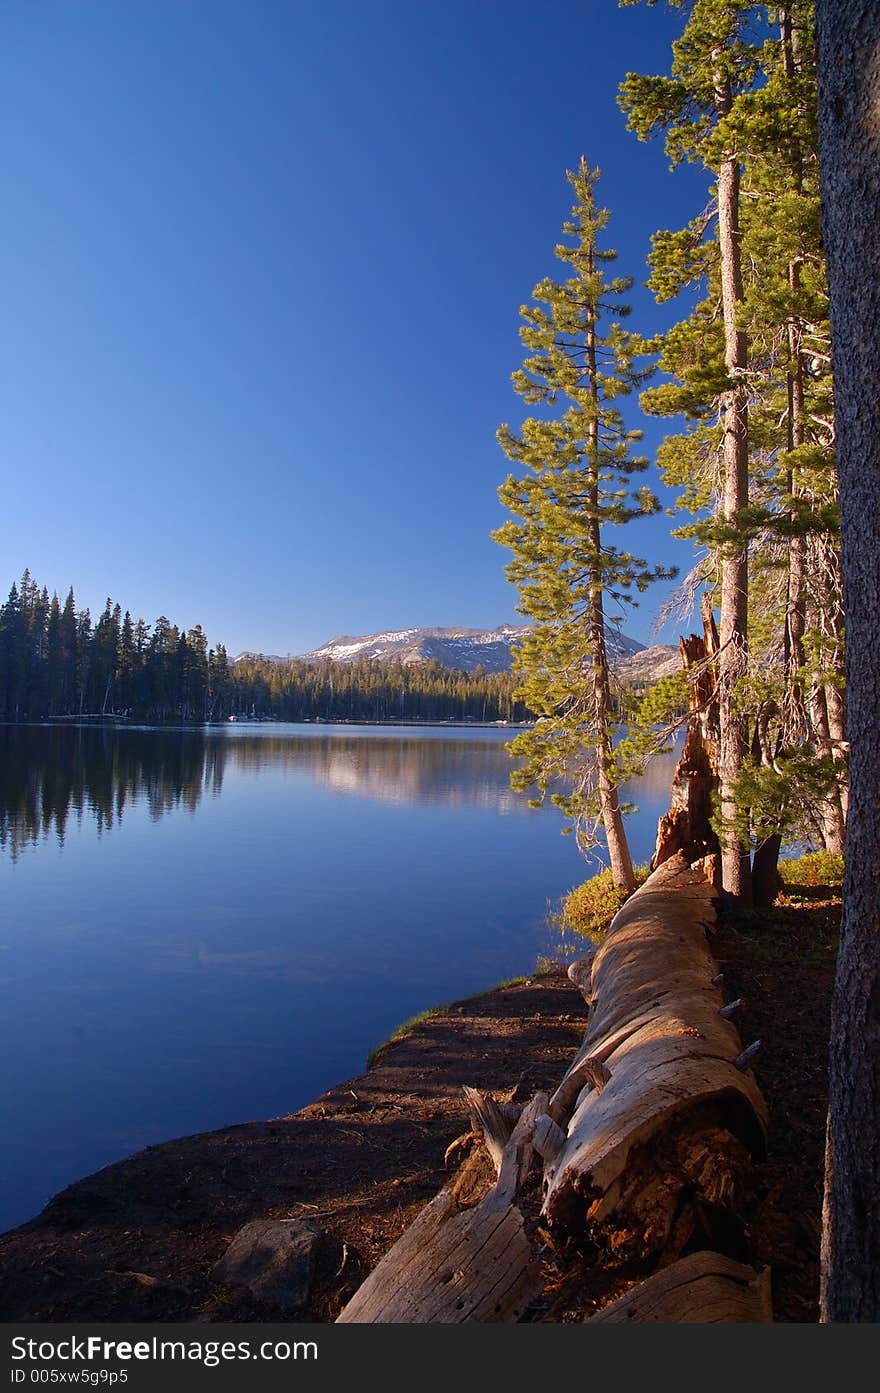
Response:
0,722,678,1233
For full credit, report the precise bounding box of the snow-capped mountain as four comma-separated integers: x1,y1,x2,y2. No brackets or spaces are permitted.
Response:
295,623,652,675
302,625,530,673
612,643,684,686
235,624,680,681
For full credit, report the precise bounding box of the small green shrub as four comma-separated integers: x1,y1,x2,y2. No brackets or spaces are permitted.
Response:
561,864,650,946
778,850,844,889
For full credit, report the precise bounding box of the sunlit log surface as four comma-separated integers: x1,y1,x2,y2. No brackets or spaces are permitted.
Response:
542,854,768,1260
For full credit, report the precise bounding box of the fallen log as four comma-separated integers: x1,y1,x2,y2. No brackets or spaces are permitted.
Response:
336,1093,546,1322
587,1250,772,1323
337,853,768,1319
542,854,768,1262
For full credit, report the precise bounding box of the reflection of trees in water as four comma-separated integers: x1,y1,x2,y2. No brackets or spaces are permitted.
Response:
0,728,525,857
0,727,680,858
0,726,220,860
224,734,520,810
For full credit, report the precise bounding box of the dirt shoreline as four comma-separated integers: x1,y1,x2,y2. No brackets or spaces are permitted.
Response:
0,971,588,1323
0,888,836,1323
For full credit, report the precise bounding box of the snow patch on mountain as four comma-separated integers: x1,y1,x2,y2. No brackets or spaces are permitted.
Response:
236,623,678,682
296,623,652,674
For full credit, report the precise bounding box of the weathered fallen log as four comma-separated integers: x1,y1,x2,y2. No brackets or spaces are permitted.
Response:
336,1093,546,1322
337,852,768,1319
587,1250,772,1323
542,854,768,1262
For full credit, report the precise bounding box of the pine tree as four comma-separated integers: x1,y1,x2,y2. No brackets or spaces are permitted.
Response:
622,3,845,883
620,0,766,903
46,594,63,717
59,588,77,714
733,1,845,862
0,583,25,718
494,161,671,889
75,609,92,715
117,610,136,715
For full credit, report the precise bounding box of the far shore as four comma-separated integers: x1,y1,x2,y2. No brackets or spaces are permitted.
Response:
22,715,535,730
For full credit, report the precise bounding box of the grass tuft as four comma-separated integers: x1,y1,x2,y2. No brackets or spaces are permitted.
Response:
559,864,651,947
366,1006,447,1069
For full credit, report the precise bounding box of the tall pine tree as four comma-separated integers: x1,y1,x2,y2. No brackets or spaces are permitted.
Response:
494,161,671,888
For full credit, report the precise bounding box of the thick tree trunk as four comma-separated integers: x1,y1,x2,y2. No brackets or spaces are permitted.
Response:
339,861,768,1322
336,1093,546,1322
715,71,752,906
816,0,880,1323
752,833,783,909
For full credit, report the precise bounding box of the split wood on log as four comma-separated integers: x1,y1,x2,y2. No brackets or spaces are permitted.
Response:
335,1092,547,1323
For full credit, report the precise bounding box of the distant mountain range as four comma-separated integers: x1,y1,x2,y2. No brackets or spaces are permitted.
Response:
237,623,680,684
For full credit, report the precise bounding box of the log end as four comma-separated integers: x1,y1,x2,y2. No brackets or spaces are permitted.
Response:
587,1250,772,1323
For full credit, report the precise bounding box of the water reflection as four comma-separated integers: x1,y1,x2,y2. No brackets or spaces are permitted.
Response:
0,725,532,857
277,734,521,811
0,722,679,1232
0,726,223,859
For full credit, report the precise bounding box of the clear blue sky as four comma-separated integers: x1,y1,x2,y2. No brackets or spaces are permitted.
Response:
2,1,707,656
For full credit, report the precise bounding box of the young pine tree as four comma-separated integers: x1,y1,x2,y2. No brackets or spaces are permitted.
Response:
494,161,672,890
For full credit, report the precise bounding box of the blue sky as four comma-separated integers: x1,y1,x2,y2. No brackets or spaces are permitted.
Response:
2,1,707,655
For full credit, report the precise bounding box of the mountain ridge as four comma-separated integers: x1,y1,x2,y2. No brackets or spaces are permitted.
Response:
235,623,679,683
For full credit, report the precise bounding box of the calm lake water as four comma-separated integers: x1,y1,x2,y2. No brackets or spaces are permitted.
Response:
0,722,677,1233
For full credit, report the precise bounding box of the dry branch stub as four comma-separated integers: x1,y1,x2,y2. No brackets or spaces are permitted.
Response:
542,854,767,1263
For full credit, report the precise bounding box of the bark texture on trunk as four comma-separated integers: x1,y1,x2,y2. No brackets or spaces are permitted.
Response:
715,76,752,906
816,0,880,1323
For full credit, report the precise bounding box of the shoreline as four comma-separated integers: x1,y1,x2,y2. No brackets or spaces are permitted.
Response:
8,717,534,731
0,968,586,1323
0,875,838,1323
